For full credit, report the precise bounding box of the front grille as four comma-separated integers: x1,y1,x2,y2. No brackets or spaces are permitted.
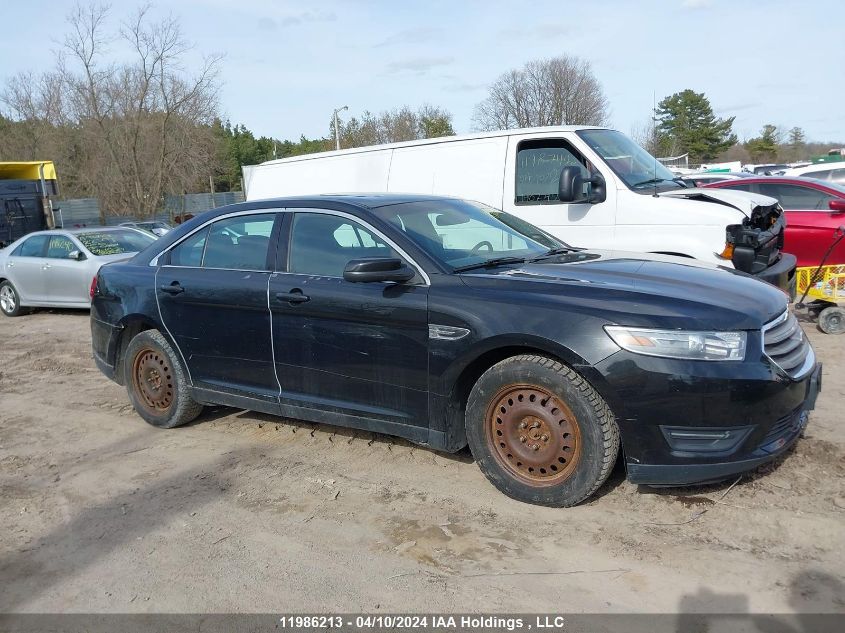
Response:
763,311,813,377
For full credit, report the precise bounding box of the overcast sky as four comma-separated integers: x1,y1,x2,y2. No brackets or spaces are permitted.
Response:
4,0,844,143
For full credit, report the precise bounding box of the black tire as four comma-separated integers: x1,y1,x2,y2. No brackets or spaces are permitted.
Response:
124,329,203,428
465,354,619,507
818,306,845,334
0,280,26,317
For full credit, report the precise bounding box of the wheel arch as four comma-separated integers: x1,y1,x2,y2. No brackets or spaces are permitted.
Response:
438,335,622,451
112,314,170,385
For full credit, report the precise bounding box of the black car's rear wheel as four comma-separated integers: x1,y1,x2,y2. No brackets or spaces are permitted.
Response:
124,330,203,428
466,355,619,507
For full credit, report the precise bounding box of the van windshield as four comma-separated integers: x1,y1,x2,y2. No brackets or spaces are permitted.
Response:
578,129,682,191
372,199,551,270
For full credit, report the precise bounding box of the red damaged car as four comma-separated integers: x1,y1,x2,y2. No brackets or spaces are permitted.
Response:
704,176,845,267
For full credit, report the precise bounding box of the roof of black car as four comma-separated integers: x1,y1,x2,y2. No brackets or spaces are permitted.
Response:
254,193,458,208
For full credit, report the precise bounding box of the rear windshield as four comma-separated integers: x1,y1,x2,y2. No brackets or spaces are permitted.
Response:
77,230,155,256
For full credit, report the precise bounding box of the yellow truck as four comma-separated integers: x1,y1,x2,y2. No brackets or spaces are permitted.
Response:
0,161,58,247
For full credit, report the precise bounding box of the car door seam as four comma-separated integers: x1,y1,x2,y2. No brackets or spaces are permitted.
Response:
154,265,194,386
267,273,284,400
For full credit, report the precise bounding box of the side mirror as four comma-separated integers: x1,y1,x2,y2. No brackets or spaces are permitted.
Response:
68,250,86,261
558,167,607,204
558,166,584,202
829,199,845,213
343,257,415,283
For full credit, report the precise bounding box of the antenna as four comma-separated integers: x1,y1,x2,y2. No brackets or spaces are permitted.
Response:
653,90,659,198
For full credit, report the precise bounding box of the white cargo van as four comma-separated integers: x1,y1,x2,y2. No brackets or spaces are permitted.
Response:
243,126,795,290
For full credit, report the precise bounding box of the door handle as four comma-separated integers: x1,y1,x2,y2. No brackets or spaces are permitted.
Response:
275,290,310,304
159,282,185,295
42,263,51,270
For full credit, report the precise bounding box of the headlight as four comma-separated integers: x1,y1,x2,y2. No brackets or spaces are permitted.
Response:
604,326,746,361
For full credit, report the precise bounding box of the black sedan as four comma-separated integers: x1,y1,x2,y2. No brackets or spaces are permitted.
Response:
91,194,821,506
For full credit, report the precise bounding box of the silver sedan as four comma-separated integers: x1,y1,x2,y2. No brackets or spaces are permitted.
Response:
0,227,156,316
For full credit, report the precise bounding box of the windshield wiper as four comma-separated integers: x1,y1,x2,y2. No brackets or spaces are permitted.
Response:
631,177,670,188
452,256,526,273
631,177,687,190
528,246,585,261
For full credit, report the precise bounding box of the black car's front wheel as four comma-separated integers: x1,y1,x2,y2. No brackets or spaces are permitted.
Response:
124,330,203,428
466,355,619,507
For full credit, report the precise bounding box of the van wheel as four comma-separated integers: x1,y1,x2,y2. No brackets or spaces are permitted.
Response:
466,355,619,507
0,281,26,317
124,330,203,428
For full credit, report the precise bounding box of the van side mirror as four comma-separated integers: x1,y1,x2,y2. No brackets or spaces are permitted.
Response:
829,199,845,214
343,257,415,283
558,167,606,204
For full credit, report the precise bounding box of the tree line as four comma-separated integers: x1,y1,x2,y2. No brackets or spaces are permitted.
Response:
0,2,839,219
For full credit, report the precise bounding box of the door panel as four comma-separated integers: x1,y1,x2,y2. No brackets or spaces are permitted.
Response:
783,211,845,267
156,212,281,401
754,182,842,267
7,234,50,302
43,234,88,303
270,211,429,428
270,274,429,424
157,267,277,399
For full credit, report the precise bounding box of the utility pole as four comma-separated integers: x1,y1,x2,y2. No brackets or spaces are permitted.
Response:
333,105,348,151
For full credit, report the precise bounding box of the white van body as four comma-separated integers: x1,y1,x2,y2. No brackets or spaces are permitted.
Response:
243,126,777,268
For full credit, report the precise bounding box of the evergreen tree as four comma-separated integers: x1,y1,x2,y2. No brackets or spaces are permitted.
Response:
654,90,737,162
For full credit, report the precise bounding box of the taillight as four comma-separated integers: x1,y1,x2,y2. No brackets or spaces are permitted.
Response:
89,275,99,300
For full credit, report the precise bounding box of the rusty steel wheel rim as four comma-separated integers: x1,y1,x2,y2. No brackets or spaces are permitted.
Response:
485,384,582,487
132,347,174,415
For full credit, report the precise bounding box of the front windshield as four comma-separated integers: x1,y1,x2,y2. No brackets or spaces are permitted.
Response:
77,229,156,256
372,199,550,269
578,129,680,190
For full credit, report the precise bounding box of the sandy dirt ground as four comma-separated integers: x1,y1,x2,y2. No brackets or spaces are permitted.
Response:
0,310,843,617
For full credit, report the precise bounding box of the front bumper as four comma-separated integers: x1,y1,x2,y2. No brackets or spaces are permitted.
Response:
753,252,797,298
595,348,821,487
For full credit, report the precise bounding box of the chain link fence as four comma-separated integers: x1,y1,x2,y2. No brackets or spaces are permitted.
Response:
56,191,245,228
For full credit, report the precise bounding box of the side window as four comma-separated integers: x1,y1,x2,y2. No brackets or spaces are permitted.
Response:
722,182,754,193
288,213,398,277
170,227,208,267
203,214,276,270
757,184,831,210
12,234,49,257
516,141,588,204
45,235,77,259
168,213,276,270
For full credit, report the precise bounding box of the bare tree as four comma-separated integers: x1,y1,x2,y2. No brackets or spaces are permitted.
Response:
61,2,222,218
1,2,222,220
335,104,454,149
630,117,657,155
473,55,609,131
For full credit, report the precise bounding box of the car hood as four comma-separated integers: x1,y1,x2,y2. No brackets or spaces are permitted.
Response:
458,250,788,331
657,187,778,216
